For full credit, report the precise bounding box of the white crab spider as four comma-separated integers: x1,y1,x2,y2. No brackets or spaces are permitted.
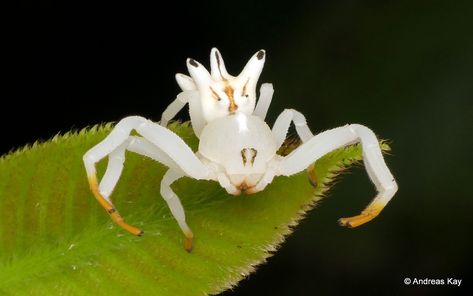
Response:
83,48,398,252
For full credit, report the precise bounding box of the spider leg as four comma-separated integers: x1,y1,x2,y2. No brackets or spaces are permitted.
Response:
161,169,194,252
160,89,206,138
160,91,192,127
97,137,200,251
216,172,240,195
161,72,207,137
83,116,210,239
253,83,274,120
278,124,398,228
247,109,315,193
248,160,280,194
98,136,183,200
272,109,314,149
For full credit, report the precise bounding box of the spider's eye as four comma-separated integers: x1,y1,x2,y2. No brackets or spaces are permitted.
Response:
241,79,250,99
210,86,223,102
241,89,249,99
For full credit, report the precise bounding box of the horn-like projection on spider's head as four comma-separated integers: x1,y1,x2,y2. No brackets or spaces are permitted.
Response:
186,58,213,89
210,48,231,80
175,73,197,91
186,49,266,89
237,49,265,90
185,48,267,124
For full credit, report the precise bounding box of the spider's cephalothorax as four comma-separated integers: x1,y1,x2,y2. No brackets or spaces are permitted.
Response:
84,48,398,252
180,48,264,122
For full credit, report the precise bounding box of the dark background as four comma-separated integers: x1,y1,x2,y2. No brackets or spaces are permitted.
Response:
7,1,472,295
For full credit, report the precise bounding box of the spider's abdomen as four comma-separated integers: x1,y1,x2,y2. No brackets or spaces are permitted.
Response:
198,113,277,176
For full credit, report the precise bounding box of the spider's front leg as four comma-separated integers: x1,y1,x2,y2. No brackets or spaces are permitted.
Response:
249,160,280,194
253,83,274,120
278,124,398,227
159,75,207,138
247,108,315,194
272,109,314,147
84,116,211,250
271,108,318,185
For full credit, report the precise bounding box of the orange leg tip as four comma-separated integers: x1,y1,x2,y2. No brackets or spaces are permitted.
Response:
110,212,144,236
338,217,353,228
184,237,193,253
184,232,194,253
307,166,317,188
308,174,317,188
123,224,144,236
86,173,144,237
338,203,385,228
338,215,374,228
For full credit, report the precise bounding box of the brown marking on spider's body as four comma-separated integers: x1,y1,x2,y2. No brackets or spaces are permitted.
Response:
240,149,247,165
240,148,258,166
242,79,249,97
189,59,199,67
250,148,257,165
257,50,265,60
215,51,227,80
210,83,238,112
224,84,238,112
235,181,257,195
238,182,250,191
209,86,221,101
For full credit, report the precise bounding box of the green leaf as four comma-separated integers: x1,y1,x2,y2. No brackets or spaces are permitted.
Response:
0,122,390,295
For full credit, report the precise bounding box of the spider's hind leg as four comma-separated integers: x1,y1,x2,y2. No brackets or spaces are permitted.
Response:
337,124,398,227
338,199,387,228
278,124,398,228
272,108,314,149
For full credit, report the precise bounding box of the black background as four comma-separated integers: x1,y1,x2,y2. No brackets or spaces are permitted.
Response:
6,1,473,295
